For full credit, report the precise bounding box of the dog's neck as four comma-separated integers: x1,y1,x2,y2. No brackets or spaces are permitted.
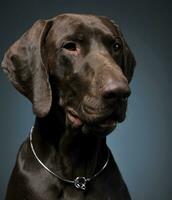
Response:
33,111,107,180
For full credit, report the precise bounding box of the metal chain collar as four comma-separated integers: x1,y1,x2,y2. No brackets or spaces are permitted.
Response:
29,127,110,190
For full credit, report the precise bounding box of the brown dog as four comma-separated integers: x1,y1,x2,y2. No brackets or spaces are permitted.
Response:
2,13,135,200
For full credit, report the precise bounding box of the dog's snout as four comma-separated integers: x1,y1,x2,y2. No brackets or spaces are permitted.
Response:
102,80,131,101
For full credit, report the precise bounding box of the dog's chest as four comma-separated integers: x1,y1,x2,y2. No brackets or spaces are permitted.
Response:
21,167,115,200
54,187,114,200
27,174,115,200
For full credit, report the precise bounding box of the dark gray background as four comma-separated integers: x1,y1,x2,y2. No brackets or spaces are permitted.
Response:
0,0,172,199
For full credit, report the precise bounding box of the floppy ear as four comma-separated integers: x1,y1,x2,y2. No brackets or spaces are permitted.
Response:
122,40,136,83
110,19,136,83
1,19,53,117
116,27,136,83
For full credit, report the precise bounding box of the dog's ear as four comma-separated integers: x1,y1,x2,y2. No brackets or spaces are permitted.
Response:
122,40,136,83
109,19,136,83
116,26,136,83
1,19,53,117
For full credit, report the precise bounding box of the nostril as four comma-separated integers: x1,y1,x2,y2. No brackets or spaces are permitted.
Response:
102,83,131,101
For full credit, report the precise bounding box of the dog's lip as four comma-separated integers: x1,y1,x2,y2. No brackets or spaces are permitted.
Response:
66,108,83,127
67,107,118,129
98,117,117,128
91,112,118,129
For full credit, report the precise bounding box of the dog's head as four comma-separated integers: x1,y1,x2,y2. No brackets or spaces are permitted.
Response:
1,14,135,136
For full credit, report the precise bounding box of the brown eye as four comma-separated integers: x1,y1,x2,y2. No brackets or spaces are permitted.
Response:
63,42,77,51
112,42,122,52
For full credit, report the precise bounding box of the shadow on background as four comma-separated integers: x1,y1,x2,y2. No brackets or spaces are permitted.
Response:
0,0,172,199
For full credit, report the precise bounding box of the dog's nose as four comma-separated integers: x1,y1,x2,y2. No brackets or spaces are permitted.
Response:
102,79,131,101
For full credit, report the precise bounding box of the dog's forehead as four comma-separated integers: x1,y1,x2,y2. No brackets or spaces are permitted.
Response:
51,14,119,39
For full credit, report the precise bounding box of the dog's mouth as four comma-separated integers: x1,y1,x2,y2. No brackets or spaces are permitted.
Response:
66,107,118,131
66,108,83,127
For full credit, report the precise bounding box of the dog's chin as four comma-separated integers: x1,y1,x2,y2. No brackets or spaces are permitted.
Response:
82,121,117,137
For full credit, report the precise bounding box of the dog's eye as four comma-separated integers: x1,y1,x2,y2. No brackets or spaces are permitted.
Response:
63,42,77,51
112,42,122,52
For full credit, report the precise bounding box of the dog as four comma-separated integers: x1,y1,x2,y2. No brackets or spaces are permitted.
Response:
1,13,135,200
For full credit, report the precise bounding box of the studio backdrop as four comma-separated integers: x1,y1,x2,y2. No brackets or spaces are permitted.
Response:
0,0,172,199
